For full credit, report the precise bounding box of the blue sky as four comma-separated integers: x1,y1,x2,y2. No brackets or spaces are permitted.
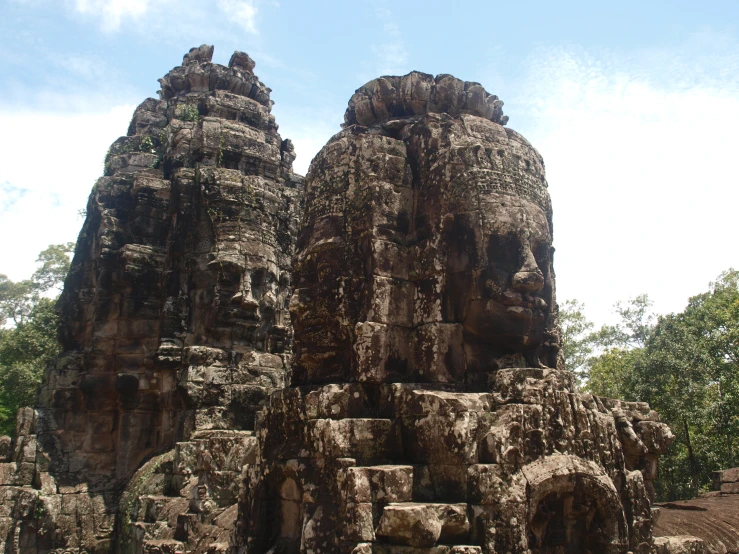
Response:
1,0,738,326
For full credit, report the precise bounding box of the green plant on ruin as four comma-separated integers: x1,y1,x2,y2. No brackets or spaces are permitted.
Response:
176,104,199,122
217,135,225,167
103,146,113,175
34,492,45,520
139,135,156,154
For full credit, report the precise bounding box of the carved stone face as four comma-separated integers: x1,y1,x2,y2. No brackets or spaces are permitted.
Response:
451,191,553,347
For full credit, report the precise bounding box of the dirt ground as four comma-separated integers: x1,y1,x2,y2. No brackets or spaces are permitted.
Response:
653,492,739,554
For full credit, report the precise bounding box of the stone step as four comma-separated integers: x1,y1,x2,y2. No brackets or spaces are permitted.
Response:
342,465,413,504
308,418,396,460
140,495,172,523
376,503,470,548
373,547,481,554
138,495,189,526
142,539,185,554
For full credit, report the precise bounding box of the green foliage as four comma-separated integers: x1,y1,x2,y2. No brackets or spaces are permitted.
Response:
559,295,654,386
176,104,199,122
588,347,642,399
562,270,739,501
0,276,36,326
0,245,72,436
139,135,156,154
559,299,595,384
32,242,74,292
0,243,73,326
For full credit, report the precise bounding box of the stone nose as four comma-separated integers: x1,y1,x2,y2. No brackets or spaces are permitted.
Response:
511,246,544,293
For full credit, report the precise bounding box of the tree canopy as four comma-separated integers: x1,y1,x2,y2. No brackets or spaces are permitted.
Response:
0,243,73,436
561,269,739,500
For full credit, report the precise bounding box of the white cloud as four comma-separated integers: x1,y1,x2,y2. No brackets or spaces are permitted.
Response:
369,8,409,78
72,0,154,31
217,0,259,34
51,52,108,80
0,105,134,281
514,34,739,325
18,0,267,37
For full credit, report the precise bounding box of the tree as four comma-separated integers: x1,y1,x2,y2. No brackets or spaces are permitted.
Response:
0,242,73,326
0,299,62,435
570,272,739,501
559,299,595,383
32,242,74,292
0,243,73,436
0,276,36,326
587,294,655,351
559,295,654,390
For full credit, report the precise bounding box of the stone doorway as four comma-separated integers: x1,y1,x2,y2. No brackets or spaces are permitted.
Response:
521,455,628,554
528,483,609,554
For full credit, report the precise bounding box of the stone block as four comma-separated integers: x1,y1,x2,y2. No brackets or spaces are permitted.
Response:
309,418,395,461
342,502,374,541
720,466,739,483
720,481,739,494
15,407,36,437
174,442,197,476
376,503,470,547
388,386,494,417
467,464,505,505
184,346,228,366
652,536,707,554
143,539,186,554
342,465,413,504
13,435,37,463
305,384,367,420
372,239,410,280
412,323,465,383
368,276,414,328
402,411,479,465
354,322,411,383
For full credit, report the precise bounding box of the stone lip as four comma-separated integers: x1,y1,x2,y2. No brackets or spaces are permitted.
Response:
343,71,508,128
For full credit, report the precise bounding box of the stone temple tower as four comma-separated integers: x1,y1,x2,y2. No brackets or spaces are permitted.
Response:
233,73,680,553
0,45,303,553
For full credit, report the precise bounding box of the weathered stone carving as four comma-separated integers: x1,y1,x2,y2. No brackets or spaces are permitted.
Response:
235,73,690,554
290,72,558,390
0,46,302,554
0,53,703,554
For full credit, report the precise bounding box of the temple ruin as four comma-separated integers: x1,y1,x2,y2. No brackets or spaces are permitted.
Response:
0,46,708,554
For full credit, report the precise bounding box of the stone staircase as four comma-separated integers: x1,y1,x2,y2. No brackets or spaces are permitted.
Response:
119,430,257,554
339,462,482,552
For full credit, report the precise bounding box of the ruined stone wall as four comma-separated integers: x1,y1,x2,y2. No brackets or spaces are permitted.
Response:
0,46,302,554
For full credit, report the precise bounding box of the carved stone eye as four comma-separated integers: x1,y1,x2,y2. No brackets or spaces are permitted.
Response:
487,232,523,273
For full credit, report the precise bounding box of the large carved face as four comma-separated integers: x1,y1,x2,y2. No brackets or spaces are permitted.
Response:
446,188,554,349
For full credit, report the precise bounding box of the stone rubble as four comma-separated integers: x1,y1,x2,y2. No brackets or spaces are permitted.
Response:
0,48,706,554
